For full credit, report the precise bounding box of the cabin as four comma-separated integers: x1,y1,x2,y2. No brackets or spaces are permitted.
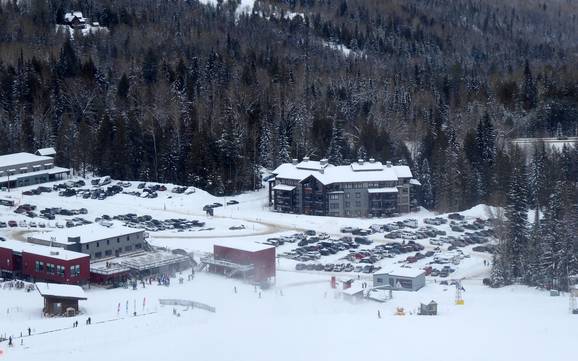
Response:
36,282,87,316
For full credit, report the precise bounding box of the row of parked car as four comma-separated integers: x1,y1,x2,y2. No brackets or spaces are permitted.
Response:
295,262,379,274
108,213,207,232
0,217,91,229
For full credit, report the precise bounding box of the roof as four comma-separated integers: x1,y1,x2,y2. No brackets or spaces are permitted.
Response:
296,160,329,171
28,224,144,245
0,239,88,261
377,267,425,278
64,12,86,22
214,240,275,252
367,187,398,194
36,147,56,156
273,184,296,191
36,282,87,300
410,179,422,186
272,159,413,186
0,152,53,168
342,282,365,296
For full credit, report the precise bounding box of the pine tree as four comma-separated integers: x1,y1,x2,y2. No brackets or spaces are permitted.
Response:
258,120,274,169
418,158,434,209
505,161,529,280
528,144,547,210
277,126,291,165
326,118,347,165
520,60,538,111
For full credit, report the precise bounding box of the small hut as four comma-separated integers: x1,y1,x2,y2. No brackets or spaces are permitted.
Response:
36,283,87,316
418,300,438,316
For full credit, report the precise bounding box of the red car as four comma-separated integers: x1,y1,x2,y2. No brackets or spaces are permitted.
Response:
8,220,17,227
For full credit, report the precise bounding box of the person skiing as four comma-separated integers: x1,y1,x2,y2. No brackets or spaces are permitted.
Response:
28,327,31,336
8,336,12,347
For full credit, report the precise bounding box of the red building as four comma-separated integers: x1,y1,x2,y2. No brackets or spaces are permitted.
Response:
0,240,89,285
208,241,276,283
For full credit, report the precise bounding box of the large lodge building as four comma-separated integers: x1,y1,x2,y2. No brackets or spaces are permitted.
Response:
269,158,420,218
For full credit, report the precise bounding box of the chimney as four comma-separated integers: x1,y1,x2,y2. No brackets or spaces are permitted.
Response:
302,156,310,162
292,159,298,165
369,158,375,163
386,161,392,168
320,158,328,166
358,159,364,165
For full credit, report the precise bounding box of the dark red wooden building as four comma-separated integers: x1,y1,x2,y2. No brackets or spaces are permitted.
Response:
0,240,89,285
208,241,276,283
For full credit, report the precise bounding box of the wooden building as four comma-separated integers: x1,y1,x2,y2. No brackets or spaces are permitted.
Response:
36,282,87,316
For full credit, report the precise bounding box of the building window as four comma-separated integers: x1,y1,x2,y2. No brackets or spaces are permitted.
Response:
46,263,55,274
329,194,339,200
96,242,99,248
35,261,44,272
125,246,132,252
85,244,89,250
355,193,361,198
135,243,142,249
330,203,339,209
57,265,65,277
107,239,110,245
105,250,112,256
355,201,361,207
117,238,120,243
344,202,350,208
376,277,383,283
70,265,80,277
95,252,102,258
345,193,350,199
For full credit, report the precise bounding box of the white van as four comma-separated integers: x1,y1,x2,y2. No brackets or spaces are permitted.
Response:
98,176,111,186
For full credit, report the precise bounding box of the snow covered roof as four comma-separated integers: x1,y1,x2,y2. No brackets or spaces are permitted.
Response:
367,187,398,194
64,12,86,22
215,240,275,252
273,184,296,191
377,267,425,278
0,152,53,169
0,239,88,261
296,159,329,171
29,224,144,245
342,282,365,296
36,147,56,156
350,160,383,172
272,159,413,186
36,282,87,300
394,165,412,179
410,179,422,186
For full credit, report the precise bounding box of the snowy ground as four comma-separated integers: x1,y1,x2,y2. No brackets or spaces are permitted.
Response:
1,178,576,360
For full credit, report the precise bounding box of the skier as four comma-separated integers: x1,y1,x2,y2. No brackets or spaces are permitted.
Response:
378,310,381,319
8,336,12,347
28,327,31,336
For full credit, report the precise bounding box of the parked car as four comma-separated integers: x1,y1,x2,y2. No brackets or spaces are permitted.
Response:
226,200,239,205
8,220,17,227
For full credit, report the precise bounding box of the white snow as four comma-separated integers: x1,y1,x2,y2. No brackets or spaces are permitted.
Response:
378,267,425,278
367,187,398,194
0,177,575,361
0,239,88,261
29,224,143,245
272,184,296,192
215,239,274,252
35,282,87,299
0,153,52,169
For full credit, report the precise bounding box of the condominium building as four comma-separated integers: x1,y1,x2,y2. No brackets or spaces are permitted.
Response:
0,150,69,189
269,158,420,218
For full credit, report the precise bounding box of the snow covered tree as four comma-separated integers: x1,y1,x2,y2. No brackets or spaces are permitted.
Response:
276,126,291,165
520,60,538,111
258,120,274,169
504,160,529,280
326,118,347,165
528,144,547,210
418,158,434,210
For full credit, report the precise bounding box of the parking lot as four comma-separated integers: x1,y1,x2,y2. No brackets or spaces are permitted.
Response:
270,213,497,278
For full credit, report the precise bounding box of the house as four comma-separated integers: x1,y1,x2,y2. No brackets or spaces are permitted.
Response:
418,301,438,315
0,151,69,189
36,282,87,316
64,11,87,29
0,239,90,285
373,268,426,291
35,147,57,157
269,157,420,218
199,240,276,284
27,224,147,260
